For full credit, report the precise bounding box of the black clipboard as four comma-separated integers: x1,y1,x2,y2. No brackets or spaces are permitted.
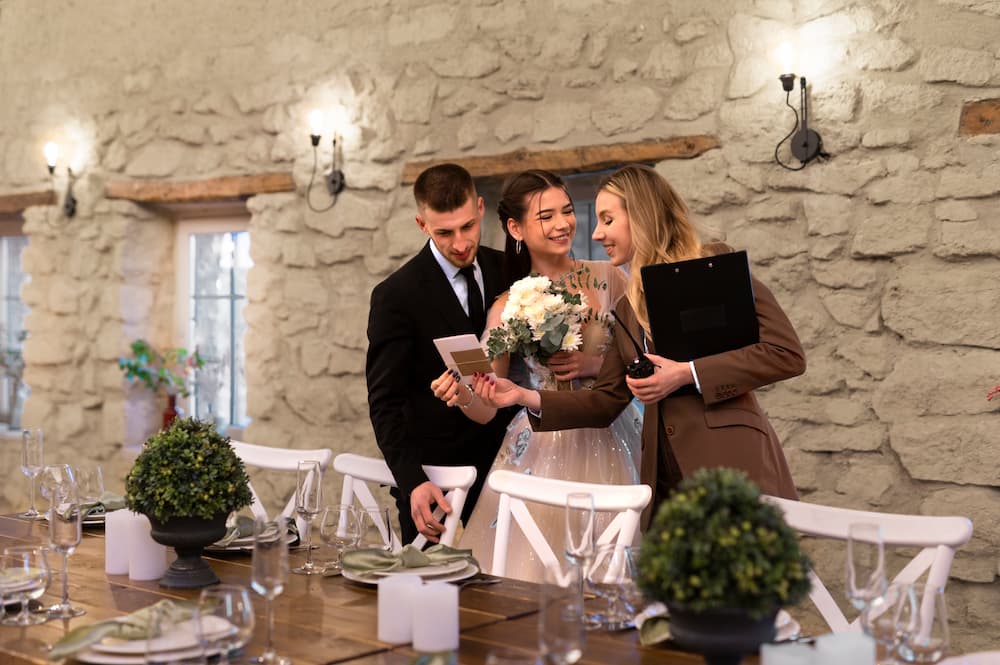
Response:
639,250,759,362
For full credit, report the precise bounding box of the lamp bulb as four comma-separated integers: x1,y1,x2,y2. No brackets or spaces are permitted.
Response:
775,41,796,75
308,110,325,138
44,142,59,169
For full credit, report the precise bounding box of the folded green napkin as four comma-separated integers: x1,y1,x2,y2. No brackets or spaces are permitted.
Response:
213,515,299,548
80,491,126,519
635,602,671,646
48,599,196,661
337,544,477,576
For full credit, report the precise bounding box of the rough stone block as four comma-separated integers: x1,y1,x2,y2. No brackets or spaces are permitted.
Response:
639,42,685,82
299,339,332,377
663,69,727,120
919,46,993,86
833,333,895,379
934,201,978,222
387,3,455,45
861,128,911,148
431,43,501,78
675,18,714,43
865,81,944,114
726,55,769,99
391,79,436,125
936,166,1000,198
892,417,1000,486
282,271,328,312
820,289,880,329
590,86,659,135
611,57,638,82
802,195,852,237
329,345,366,376
125,140,185,177
835,455,897,504
866,173,936,204
788,422,887,453
850,36,917,71
935,220,1000,258
811,258,879,289
851,206,930,257
532,102,588,143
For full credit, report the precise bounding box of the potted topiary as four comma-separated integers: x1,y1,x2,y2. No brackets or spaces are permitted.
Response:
125,417,252,588
637,468,812,665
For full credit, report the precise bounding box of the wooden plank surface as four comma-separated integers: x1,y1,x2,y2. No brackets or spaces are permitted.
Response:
401,136,721,184
104,172,295,203
959,98,1000,136
0,190,55,216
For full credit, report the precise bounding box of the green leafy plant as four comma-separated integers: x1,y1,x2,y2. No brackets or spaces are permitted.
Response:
118,339,204,398
124,417,252,522
637,468,812,618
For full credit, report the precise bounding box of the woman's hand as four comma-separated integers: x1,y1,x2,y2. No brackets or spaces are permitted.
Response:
624,353,693,404
471,372,541,411
545,350,602,381
430,369,473,408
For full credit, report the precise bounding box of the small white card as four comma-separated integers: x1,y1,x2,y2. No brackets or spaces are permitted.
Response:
433,334,495,381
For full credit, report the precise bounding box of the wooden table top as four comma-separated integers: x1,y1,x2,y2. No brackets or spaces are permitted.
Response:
0,515,752,665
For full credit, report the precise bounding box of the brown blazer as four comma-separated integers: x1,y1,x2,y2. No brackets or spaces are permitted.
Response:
529,245,803,529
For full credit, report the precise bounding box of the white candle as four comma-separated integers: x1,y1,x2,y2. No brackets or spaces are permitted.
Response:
761,642,814,665
814,632,875,665
412,581,459,653
127,513,168,581
377,575,422,644
104,510,131,575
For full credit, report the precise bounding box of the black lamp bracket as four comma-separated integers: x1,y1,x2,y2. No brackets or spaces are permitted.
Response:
306,134,345,212
774,75,830,170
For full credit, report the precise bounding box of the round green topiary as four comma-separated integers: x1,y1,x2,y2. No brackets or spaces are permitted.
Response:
638,467,812,618
125,417,252,523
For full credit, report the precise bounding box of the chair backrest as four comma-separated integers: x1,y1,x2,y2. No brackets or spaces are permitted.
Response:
230,440,334,533
332,453,477,550
486,469,652,578
763,495,974,633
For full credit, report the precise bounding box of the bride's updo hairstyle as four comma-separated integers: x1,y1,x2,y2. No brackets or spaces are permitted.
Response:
497,169,569,285
599,164,702,335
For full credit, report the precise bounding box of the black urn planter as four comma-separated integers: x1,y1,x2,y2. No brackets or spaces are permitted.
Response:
148,513,228,589
667,604,777,665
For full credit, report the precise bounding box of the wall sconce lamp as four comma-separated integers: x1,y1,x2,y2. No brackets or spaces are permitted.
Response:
306,109,345,212
44,141,77,218
773,43,830,170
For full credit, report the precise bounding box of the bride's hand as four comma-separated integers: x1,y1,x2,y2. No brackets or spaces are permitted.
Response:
430,369,472,408
545,350,601,381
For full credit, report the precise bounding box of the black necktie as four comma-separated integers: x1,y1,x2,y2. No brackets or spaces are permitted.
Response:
458,265,485,336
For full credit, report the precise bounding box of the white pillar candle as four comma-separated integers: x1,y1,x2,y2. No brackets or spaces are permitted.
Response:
127,513,168,581
814,632,875,665
104,510,131,575
412,581,460,653
761,642,814,665
377,575,422,644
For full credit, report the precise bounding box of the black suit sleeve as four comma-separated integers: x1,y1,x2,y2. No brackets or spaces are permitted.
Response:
366,281,429,497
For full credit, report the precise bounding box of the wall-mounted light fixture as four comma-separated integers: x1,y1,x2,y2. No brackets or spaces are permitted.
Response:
44,141,78,218
306,109,345,212
773,42,830,170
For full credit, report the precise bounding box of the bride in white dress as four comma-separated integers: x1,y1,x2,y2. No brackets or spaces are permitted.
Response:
432,169,641,583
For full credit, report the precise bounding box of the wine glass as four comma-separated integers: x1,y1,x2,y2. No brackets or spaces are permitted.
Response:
1,545,50,626
847,522,887,620
19,428,44,520
357,506,396,551
47,481,85,618
292,460,323,575
75,465,105,504
565,492,595,565
895,584,949,663
539,561,585,665
251,519,290,665
584,543,634,631
865,582,910,665
318,505,359,573
198,584,255,665
39,464,76,504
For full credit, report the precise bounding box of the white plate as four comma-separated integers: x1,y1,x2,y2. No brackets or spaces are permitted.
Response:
75,645,222,664
92,616,233,655
205,531,296,552
343,562,479,585
370,559,469,578
774,609,801,642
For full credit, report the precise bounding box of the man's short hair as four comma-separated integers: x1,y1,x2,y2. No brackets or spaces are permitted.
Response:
413,163,475,213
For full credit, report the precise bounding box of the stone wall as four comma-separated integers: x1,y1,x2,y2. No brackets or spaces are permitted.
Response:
0,0,997,649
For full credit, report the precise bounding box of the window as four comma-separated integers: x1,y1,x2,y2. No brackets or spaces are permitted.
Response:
175,219,251,431
0,232,27,428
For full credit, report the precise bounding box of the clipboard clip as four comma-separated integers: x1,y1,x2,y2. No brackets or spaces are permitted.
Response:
611,310,655,379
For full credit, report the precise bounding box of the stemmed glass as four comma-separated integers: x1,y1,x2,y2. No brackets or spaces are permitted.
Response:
358,506,396,551
251,519,290,665
39,464,76,503
584,543,634,631
895,584,949,663
75,465,105,504
319,505,360,574
48,481,85,618
564,493,595,565
19,428,44,520
1,546,50,626
198,584,255,665
292,460,323,575
847,522,887,623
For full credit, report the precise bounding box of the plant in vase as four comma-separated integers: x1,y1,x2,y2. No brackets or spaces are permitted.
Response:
118,339,204,428
637,468,812,665
124,417,252,588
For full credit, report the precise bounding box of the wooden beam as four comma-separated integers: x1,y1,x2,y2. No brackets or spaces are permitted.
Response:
401,135,720,184
104,171,295,203
0,190,55,216
959,99,1000,136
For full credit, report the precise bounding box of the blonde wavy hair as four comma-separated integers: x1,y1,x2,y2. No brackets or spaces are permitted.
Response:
599,164,702,334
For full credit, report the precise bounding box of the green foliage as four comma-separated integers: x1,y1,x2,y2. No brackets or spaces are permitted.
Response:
125,417,252,522
638,468,812,618
118,339,204,398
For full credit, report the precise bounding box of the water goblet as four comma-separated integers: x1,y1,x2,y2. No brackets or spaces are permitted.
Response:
197,584,255,665
39,464,76,505
539,561,585,665
47,482,85,618
251,519,290,665
847,522,887,620
75,465,105,504
357,506,397,551
564,492,595,566
318,505,359,573
1,545,50,626
895,584,949,664
19,428,44,520
292,460,323,575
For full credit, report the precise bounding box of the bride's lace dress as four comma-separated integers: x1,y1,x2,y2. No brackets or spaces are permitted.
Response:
458,261,642,583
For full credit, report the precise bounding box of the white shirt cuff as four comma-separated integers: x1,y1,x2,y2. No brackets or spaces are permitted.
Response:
689,361,702,394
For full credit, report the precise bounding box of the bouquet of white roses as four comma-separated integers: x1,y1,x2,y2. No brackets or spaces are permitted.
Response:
486,274,590,362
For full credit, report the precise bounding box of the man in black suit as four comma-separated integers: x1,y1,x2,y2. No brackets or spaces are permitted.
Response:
366,163,511,544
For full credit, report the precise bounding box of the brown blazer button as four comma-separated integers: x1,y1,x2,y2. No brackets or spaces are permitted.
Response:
665,425,676,437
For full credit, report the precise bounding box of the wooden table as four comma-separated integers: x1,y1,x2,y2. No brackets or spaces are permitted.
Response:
0,515,748,665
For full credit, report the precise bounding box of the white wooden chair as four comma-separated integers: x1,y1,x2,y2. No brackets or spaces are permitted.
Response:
332,453,476,550
763,495,974,633
230,440,333,534
486,469,652,578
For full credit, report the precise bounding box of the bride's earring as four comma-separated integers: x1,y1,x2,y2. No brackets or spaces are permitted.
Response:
515,239,522,254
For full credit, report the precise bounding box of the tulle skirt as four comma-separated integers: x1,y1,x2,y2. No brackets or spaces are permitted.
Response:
458,402,643,583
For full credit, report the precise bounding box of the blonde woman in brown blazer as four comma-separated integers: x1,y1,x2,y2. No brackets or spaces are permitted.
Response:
472,164,803,528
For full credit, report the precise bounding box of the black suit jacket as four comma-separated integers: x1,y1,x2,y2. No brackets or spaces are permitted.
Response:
366,243,511,523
